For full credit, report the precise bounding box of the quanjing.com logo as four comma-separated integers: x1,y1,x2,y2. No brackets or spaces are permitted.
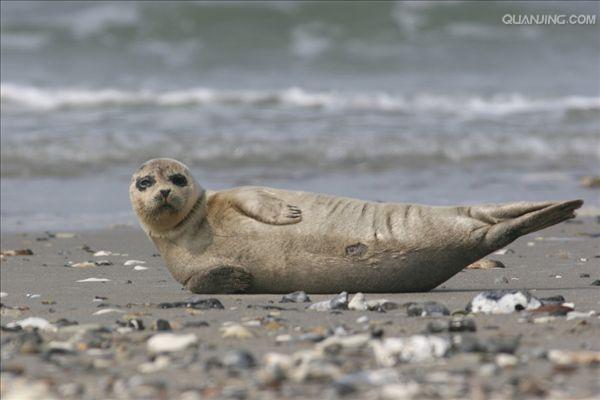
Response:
502,14,597,25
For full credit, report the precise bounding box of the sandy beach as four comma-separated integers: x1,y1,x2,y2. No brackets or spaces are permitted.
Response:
1,217,598,399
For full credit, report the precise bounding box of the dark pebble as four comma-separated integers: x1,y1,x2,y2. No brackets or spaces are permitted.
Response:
152,319,172,331
117,318,145,331
158,297,224,310
591,280,600,286
579,273,590,278
330,291,349,310
184,321,210,328
247,304,288,311
55,318,79,327
223,350,256,370
453,335,519,354
539,295,565,305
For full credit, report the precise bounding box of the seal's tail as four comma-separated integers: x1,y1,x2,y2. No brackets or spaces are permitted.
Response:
471,199,584,245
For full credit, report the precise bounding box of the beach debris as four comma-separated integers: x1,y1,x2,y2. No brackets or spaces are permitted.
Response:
124,259,146,266
93,250,113,257
158,296,224,310
70,261,96,268
133,266,148,271
77,278,110,283
579,273,590,278
25,293,40,299
280,291,311,303
223,349,257,370
220,323,254,339
466,259,506,269
548,350,600,366
147,333,197,354
0,292,7,298
406,301,450,317
371,335,450,366
307,291,348,311
5,317,57,332
152,319,172,331
1,249,33,257
467,290,542,314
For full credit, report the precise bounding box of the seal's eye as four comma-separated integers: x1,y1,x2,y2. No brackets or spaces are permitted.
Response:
169,174,188,187
136,176,155,191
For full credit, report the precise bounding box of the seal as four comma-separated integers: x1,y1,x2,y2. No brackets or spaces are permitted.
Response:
130,158,583,294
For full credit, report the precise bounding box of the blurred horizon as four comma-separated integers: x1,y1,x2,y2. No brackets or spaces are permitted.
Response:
1,1,599,231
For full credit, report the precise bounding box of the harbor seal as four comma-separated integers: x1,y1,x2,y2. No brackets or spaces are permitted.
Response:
130,158,583,294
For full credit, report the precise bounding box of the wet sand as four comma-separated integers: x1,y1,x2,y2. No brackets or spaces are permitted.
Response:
1,218,599,399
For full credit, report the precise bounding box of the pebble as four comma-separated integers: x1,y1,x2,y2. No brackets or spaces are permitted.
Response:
428,318,476,333
380,382,421,400
152,319,172,331
307,291,348,311
133,266,148,271
591,280,600,286
0,292,7,298
566,310,596,320
579,273,590,278
356,315,369,324
77,278,111,283
494,276,510,285
1,249,34,256
138,355,171,373
5,317,57,332
280,291,311,303
467,290,542,314
221,324,254,339
147,333,197,354
406,301,449,317
348,293,368,311
371,335,450,366
548,350,600,366
70,262,96,268
94,260,113,266
495,353,519,368
124,260,146,266
466,259,506,269
93,308,124,315
223,349,257,370
452,335,519,354
348,293,397,312
93,251,113,256
158,296,224,309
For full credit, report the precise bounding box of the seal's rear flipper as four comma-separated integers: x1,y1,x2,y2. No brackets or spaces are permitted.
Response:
484,199,583,246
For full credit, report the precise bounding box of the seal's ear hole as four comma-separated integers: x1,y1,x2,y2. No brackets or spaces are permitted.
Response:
169,174,188,187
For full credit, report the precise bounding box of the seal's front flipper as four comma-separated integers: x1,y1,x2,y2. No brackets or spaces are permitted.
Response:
232,188,302,225
482,199,583,247
185,266,253,294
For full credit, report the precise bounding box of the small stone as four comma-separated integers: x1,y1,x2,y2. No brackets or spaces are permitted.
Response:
118,317,145,331
133,266,148,271
495,353,519,368
579,273,590,278
356,315,369,324
448,318,476,332
77,278,110,283
152,319,172,331
94,260,113,266
93,308,124,315
591,280,600,286
280,291,311,303
348,293,368,311
538,295,566,305
371,335,450,366
548,349,600,366
467,290,541,314
54,318,78,327
0,292,7,298
494,276,509,285
183,320,210,328
406,301,449,317
93,250,113,256
6,317,57,332
70,262,96,268
307,291,348,311
1,249,34,256
147,333,197,354
466,259,506,269
124,260,146,266
223,350,256,370
566,311,596,320
55,232,76,238
15,330,44,354
221,324,254,339
138,355,171,373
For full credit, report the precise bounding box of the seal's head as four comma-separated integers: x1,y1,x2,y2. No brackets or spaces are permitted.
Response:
130,158,203,235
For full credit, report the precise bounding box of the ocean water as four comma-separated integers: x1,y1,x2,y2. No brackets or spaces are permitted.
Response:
1,1,599,232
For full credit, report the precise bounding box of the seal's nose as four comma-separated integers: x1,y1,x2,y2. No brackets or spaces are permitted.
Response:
160,189,171,199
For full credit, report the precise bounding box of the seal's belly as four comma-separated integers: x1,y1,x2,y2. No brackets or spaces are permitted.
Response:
208,196,477,293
